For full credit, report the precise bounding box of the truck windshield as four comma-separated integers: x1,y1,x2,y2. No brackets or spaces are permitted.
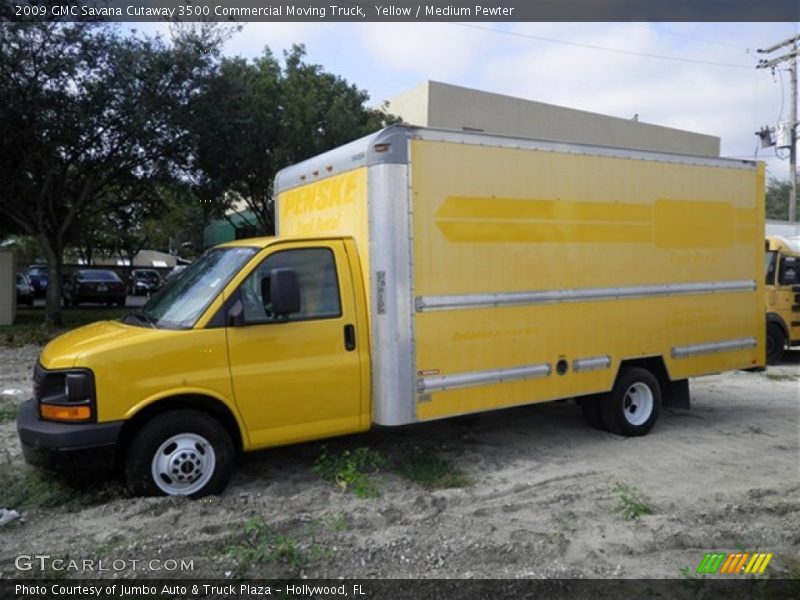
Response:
124,247,257,329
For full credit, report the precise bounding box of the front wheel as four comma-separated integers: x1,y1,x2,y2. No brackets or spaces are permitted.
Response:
125,410,234,498
766,323,786,365
601,367,661,437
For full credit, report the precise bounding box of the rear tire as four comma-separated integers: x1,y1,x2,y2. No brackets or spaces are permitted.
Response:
125,410,234,498
766,323,786,365
601,367,661,437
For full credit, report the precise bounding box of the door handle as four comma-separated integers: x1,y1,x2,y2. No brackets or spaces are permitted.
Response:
344,324,356,351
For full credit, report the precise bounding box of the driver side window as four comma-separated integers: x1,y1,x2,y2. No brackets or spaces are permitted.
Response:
240,248,341,324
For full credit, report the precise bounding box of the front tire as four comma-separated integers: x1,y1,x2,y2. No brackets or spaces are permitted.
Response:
766,323,786,365
125,410,234,498
601,367,661,437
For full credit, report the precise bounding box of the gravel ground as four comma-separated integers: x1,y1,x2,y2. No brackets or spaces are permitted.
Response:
0,344,798,580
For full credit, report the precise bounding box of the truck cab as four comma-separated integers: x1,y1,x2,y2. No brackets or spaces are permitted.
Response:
18,236,371,498
765,235,800,364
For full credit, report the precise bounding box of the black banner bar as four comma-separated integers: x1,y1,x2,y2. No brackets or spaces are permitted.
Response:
4,0,800,23
4,578,800,600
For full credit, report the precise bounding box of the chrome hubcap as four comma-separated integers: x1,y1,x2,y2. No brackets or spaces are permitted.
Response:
151,433,215,496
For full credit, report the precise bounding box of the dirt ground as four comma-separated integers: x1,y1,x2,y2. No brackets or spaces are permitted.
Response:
0,343,798,580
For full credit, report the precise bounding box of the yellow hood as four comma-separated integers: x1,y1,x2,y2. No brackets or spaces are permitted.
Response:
40,320,164,369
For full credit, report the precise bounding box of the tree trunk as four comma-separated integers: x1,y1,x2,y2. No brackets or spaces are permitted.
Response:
41,236,64,327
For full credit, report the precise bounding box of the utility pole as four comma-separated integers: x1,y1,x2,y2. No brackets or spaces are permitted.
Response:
758,35,800,222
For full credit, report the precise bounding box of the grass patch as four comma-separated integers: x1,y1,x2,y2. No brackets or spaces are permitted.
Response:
313,446,385,498
765,372,798,382
612,482,653,520
0,404,18,423
0,458,124,511
225,519,313,578
747,425,765,435
394,445,470,490
0,306,126,347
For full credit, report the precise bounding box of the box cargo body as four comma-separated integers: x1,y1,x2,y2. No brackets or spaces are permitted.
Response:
276,125,766,426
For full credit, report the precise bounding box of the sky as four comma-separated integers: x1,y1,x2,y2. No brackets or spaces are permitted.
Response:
143,21,800,180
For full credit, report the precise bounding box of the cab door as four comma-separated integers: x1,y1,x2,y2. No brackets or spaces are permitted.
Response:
225,241,364,448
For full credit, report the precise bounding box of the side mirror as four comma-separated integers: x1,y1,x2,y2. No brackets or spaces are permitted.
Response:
779,256,799,286
268,268,301,318
227,298,244,327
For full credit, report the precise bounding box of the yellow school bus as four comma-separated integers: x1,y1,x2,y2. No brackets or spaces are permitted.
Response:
765,235,800,363
18,126,765,497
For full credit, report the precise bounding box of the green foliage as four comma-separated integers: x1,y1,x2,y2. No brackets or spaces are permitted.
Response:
0,458,124,511
0,307,126,347
394,446,470,490
191,44,400,235
313,445,386,498
225,519,308,577
612,482,653,520
0,22,221,325
766,176,793,220
0,404,18,423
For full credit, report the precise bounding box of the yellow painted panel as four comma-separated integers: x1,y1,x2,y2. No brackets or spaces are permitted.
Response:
411,139,765,421
278,168,370,304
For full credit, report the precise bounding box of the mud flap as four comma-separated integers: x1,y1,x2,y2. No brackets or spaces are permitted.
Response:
663,379,690,409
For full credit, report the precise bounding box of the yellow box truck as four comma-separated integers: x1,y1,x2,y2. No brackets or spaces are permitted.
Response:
18,126,765,497
765,235,800,363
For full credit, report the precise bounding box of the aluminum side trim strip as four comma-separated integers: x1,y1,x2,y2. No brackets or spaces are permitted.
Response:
416,280,755,312
671,337,757,358
572,356,612,373
417,363,552,394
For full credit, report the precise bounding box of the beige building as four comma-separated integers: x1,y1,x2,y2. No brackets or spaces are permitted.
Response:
386,81,720,157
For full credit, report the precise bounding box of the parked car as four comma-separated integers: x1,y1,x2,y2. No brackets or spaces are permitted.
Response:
129,269,162,296
25,264,48,298
16,273,34,306
63,269,126,307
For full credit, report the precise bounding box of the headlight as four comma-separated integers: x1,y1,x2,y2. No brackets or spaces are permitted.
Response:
36,366,95,422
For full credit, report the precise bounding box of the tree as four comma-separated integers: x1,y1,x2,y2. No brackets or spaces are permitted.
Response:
766,177,792,221
191,44,398,235
0,22,220,325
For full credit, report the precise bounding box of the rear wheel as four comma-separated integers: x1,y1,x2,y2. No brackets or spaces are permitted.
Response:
766,323,786,365
601,367,661,436
125,410,234,498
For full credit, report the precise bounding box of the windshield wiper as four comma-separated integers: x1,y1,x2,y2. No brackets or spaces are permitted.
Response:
123,309,156,329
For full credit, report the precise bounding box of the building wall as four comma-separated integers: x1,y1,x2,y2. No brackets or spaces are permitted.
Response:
387,81,721,158
766,219,800,238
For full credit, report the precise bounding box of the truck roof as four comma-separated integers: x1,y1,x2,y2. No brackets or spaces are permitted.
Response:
767,235,800,255
275,124,759,195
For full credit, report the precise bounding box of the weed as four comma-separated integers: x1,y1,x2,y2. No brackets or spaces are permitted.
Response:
318,512,349,533
313,446,385,498
765,372,797,382
678,566,706,593
612,482,653,520
0,404,17,423
0,457,124,511
225,519,309,577
394,446,470,490
747,425,765,435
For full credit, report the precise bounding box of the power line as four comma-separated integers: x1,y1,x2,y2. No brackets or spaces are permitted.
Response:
451,23,755,70
635,23,750,52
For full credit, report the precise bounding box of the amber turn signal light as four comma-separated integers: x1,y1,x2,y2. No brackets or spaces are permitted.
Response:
40,404,91,421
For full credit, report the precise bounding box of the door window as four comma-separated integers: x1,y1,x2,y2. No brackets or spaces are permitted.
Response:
240,248,341,324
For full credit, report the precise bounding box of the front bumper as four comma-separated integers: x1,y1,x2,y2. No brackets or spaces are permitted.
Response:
17,399,124,473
